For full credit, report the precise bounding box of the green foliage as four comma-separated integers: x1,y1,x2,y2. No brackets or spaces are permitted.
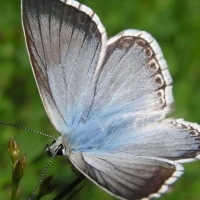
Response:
0,0,200,199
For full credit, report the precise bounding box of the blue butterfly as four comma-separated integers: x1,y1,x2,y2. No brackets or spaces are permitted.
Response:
22,0,200,199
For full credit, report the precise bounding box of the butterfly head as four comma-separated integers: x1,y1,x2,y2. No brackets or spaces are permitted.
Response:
46,136,69,157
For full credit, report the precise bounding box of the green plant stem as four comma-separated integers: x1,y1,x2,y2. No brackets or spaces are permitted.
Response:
11,166,18,200
11,180,18,200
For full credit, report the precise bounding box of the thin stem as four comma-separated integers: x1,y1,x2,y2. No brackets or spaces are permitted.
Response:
11,166,18,200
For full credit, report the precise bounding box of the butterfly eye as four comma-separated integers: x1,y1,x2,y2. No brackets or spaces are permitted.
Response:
56,144,64,156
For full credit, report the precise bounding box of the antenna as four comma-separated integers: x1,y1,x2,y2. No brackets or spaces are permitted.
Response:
0,120,60,199
29,144,62,200
0,120,56,140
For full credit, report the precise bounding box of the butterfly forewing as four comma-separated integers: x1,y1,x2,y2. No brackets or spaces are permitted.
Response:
22,0,106,133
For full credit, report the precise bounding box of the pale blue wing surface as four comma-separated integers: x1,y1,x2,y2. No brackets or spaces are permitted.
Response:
70,153,183,200
22,0,173,132
67,118,200,199
22,0,107,133
68,115,200,162
88,30,173,123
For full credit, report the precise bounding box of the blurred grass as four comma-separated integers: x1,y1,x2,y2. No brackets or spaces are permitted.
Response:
0,0,200,199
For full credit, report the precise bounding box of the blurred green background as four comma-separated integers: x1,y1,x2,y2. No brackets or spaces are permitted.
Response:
1,0,200,199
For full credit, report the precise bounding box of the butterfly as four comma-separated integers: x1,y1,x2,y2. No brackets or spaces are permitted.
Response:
21,0,200,199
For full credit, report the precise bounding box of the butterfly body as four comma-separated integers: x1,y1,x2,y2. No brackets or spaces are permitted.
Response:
22,0,200,199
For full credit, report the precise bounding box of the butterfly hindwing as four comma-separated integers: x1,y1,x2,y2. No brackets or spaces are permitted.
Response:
88,30,173,122
70,153,183,200
68,114,200,163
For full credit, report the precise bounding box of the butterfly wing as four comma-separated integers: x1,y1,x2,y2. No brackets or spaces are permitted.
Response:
88,30,173,123
22,0,107,132
68,118,200,199
70,153,183,200
22,0,174,132
69,112,200,162
106,118,200,162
